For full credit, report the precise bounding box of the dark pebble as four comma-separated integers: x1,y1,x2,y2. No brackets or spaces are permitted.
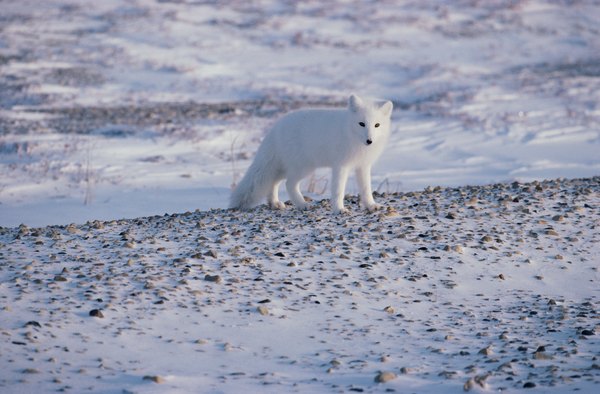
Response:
523,382,536,388
89,309,104,318
204,274,222,283
581,329,595,336
24,321,42,328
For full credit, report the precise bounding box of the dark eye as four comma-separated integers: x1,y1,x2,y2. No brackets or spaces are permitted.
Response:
374,123,380,128
359,122,365,127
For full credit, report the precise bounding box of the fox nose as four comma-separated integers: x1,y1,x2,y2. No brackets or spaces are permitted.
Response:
366,139,373,145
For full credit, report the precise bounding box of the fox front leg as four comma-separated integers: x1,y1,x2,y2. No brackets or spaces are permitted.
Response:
331,166,350,214
356,166,383,212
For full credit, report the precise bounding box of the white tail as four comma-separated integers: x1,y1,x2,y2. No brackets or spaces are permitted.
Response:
229,140,280,210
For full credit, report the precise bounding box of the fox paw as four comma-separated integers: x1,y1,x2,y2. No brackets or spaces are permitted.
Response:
333,207,350,215
366,203,384,213
269,201,286,210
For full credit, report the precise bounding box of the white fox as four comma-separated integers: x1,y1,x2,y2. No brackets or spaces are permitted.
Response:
229,94,393,213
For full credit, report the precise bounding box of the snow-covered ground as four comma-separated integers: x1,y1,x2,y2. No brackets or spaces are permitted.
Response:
0,2,599,393
1,178,599,393
0,0,599,227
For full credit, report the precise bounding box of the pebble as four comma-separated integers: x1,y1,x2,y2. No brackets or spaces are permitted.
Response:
257,306,269,316
204,274,222,283
89,309,104,318
143,375,165,384
374,371,396,383
383,306,395,314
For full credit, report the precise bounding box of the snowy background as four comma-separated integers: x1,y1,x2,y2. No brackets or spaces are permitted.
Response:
0,0,598,227
1,2,599,394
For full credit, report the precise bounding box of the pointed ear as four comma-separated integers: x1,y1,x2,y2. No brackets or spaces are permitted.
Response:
348,94,363,113
380,100,393,117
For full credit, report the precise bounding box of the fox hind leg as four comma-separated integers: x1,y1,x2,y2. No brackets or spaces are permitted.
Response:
268,179,285,209
285,174,309,210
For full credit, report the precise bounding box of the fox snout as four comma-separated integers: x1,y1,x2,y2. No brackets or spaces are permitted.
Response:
366,139,373,145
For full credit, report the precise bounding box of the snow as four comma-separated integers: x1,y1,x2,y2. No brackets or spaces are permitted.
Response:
1,0,599,227
0,1,599,392
1,179,599,393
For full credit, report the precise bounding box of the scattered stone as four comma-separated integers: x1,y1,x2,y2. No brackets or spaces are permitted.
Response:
205,249,218,258
383,306,395,314
257,306,269,316
478,345,492,356
204,274,222,284
374,371,396,383
143,375,165,384
481,235,493,243
523,382,536,388
89,309,104,318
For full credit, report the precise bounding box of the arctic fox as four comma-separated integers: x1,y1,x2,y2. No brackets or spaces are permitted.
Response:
230,94,393,213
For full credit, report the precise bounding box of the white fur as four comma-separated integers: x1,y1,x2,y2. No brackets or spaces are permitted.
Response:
229,94,393,213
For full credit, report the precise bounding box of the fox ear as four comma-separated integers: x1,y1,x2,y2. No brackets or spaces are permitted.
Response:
380,100,393,117
349,94,363,112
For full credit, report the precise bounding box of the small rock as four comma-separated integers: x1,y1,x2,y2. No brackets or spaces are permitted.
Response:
552,215,564,222
383,306,395,314
89,309,104,318
452,245,464,253
205,249,218,258
204,274,222,284
330,359,342,367
257,306,269,316
445,212,456,219
523,382,536,388
54,275,67,282
374,371,396,383
581,329,595,336
143,375,165,384
478,346,492,356
481,235,493,243
498,273,505,280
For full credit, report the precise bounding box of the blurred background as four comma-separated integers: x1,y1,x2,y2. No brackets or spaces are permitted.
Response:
0,0,599,226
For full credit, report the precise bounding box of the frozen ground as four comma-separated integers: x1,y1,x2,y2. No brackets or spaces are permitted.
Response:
0,0,599,226
1,177,599,393
0,2,599,393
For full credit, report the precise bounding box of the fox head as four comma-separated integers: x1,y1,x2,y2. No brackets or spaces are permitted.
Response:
348,94,393,146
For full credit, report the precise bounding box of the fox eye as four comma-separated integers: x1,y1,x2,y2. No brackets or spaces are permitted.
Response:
374,123,380,128
359,122,365,127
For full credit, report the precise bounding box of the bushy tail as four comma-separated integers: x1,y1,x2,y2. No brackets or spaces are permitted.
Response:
229,140,279,210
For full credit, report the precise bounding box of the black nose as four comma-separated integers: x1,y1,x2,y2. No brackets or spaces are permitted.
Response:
366,139,373,145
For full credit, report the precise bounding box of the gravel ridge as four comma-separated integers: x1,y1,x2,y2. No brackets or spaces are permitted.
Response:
0,176,598,393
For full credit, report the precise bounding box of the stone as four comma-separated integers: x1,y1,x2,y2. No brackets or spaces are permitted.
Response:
374,371,396,383
257,306,269,316
204,274,222,284
89,309,104,318
143,375,165,384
